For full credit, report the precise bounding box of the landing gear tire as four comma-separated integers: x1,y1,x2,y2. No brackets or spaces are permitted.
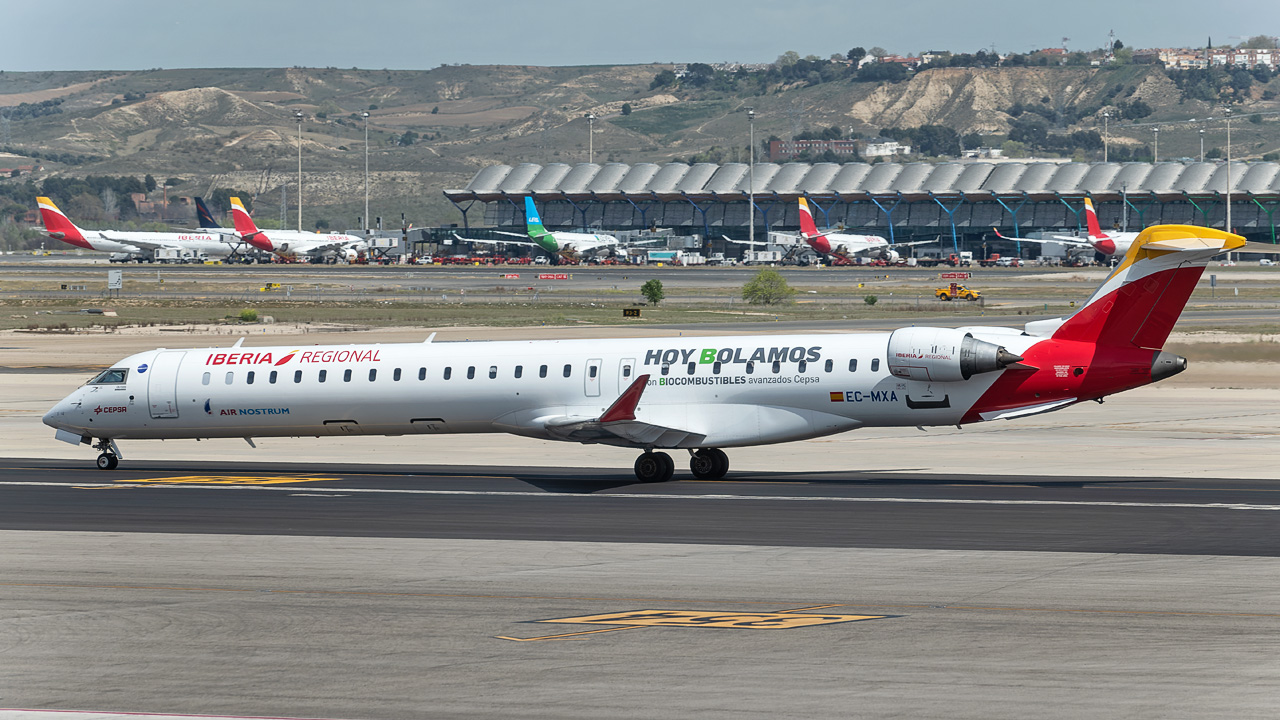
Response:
634,451,675,483
96,453,118,470
689,448,729,479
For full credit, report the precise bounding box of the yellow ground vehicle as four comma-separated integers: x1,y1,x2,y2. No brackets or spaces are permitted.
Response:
936,283,981,301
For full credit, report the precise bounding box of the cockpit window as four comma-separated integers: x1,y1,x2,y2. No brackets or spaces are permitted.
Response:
89,368,128,385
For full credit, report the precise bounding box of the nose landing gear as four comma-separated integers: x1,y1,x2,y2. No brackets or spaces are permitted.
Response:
92,438,120,470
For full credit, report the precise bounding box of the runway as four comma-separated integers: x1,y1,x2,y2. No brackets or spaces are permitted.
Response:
4,461,1280,718
3,459,1280,555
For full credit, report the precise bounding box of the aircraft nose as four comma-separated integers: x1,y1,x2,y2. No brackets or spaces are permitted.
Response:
43,395,77,429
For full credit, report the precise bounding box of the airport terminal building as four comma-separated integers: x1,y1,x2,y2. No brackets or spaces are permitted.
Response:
444,161,1280,254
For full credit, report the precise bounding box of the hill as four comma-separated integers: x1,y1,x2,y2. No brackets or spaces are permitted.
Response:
0,63,1276,231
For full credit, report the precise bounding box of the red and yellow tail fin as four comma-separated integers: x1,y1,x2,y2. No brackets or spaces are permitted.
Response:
797,198,830,253
1051,225,1245,349
36,197,91,249
229,197,273,251
1083,197,1105,239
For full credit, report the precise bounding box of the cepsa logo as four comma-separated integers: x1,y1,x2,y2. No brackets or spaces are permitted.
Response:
93,405,127,414
205,349,382,366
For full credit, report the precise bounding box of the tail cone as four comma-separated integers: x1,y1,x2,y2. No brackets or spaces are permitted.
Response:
1151,351,1188,382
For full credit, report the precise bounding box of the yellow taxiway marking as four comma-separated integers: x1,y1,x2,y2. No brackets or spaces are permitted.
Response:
537,609,887,630
116,475,342,486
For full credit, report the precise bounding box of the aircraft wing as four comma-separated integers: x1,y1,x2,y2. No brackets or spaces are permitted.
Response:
721,235,788,247
540,374,707,447
99,235,173,251
453,233,539,248
991,228,1090,247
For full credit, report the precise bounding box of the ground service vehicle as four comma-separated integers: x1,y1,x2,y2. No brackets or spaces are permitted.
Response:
937,283,981,301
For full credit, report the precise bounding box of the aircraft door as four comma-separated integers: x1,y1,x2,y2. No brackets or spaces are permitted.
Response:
618,358,635,394
585,358,602,397
147,350,186,419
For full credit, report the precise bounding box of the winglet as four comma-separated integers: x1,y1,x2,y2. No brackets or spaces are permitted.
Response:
600,374,650,423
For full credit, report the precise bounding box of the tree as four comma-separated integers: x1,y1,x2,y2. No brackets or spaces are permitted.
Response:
650,70,677,90
775,51,800,68
621,102,632,116
164,177,182,187
1240,35,1278,49
398,130,418,146
868,47,889,58
742,268,796,305
1112,39,1125,51
640,278,665,305
144,174,157,192
314,218,329,230
847,47,866,64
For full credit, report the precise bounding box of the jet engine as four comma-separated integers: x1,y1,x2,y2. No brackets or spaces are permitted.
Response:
886,327,1023,382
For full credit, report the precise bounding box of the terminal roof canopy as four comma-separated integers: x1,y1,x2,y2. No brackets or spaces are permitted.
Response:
448,161,1280,203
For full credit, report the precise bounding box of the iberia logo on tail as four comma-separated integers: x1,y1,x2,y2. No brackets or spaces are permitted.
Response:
36,197,92,249
797,198,832,254
229,197,275,252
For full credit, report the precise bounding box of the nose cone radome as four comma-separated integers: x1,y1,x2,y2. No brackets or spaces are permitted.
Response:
43,394,80,430
1151,351,1188,383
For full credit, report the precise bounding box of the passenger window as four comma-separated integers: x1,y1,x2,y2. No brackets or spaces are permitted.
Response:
825,359,833,373
489,366,498,379
202,372,210,385
849,359,858,372
687,362,696,375
418,367,426,381
622,364,631,378
661,364,670,376
225,372,233,385
871,358,880,372
269,370,277,384
798,361,807,373
467,366,476,380
772,360,781,374
444,367,452,380
319,369,327,383
343,369,352,382
294,370,302,383
246,371,256,385
394,368,402,381
368,369,377,382
539,365,548,378
515,365,523,379
588,365,598,379
746,361,754,375
563,364,571,378
713,362,721,375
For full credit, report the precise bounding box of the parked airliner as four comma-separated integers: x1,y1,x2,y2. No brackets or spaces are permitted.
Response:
229,197,366,263
994,198,1140,257
454,197,649,263
37,197,248,262
44,224,1247,481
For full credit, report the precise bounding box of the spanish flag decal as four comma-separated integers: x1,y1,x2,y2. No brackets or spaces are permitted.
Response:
829,391,844,402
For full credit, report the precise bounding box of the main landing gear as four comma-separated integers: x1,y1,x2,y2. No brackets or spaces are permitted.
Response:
93,438,119,470
632,448,729,482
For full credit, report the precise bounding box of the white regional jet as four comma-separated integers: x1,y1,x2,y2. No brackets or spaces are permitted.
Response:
44,224,1248,480
38,197,249,262
229,197,367,263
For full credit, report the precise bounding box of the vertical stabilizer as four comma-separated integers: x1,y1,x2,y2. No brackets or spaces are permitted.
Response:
524,196,549,239
195,197,222,229
1052,225,1245,348
36,197,92,249
797,198,831,253
1083,197,1106,239
229,198,274,251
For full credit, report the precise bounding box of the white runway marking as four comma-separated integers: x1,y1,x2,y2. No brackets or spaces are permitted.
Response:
3,480,1280,511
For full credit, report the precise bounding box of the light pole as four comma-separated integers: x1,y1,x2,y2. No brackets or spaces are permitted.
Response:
746,107,755,248
1225,107,1233,234
1102,110,1111,162
1199,128,1205,162
585,113,596,164
295,110,303,232
363,111,370,234
1152,126,1159,164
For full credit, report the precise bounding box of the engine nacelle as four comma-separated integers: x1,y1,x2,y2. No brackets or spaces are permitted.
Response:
886,327,1022,382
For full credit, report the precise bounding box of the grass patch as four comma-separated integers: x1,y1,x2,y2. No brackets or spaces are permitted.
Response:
609,100,732,136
